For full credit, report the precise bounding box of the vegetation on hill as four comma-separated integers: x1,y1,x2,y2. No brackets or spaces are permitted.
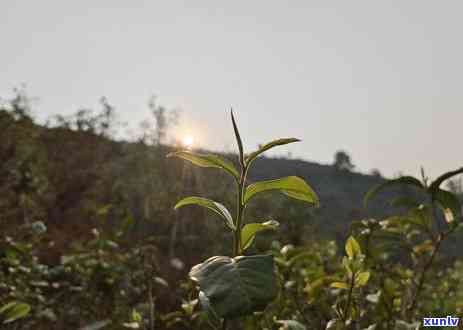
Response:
1,91,462,329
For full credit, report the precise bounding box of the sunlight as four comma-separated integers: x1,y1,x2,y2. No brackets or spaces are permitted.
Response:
182,134,194,149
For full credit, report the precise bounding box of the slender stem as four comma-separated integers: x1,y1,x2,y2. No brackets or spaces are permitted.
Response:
227,161,248,330
407,233,441,318
233,165,248,256
226,155,249,330
407,199,452,318
343,271,356,322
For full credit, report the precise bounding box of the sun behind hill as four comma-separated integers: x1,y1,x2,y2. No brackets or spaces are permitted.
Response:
182,135,194,149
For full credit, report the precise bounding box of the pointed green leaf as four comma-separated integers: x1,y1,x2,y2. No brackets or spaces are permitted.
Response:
345,236,361,259
246,138,300,165
231,110,244,165
2,302,30,324
174,197,235,230
244,176,319,206
355,271,370,287
189,255,277,318
0,302,17,314
429,167,463,192
167,151,239,181
240,220,279,251
434,189,461,223
330,282,349,289
364,176,424,208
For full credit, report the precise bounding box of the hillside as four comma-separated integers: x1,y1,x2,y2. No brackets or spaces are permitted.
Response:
0,108,418,251
2,107,462,329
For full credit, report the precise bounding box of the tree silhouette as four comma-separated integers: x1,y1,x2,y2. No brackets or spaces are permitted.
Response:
333,150,355,172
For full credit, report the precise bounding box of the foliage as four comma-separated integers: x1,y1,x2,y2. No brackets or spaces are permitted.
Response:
0,94,462,329
169,111,319,328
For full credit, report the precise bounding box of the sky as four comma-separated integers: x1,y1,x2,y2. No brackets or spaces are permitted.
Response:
1,1,462,179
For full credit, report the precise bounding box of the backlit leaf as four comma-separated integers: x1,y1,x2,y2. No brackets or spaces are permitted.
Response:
330,282,349,289
2,302,31,324
174,197,235,230
244,176,319,206
355,271,370,287
167,151,239,181
240,220,279,251
345,236,361,259
231,110,244,165
246,138,300,165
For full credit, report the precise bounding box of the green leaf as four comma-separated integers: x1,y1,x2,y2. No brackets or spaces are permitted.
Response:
131,309,142,322
0,302,17,314
330,282,349,289
189,255,277,318
231,110,244,165
433,189,461,223
364,176,424,208
246,138,300,165
244,176,319,206
174,197,235,230
167,151,239,181
389,196,420,210
240,220,279,251
355,271,370,287
345,236,361,259
429,167,463,192
413,240,433,255
2,302,31,324
276,319,307,330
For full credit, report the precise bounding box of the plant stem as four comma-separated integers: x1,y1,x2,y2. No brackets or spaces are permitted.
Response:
407,233,441,319
343,271,356,323
233,165,248,256
407,199,456,319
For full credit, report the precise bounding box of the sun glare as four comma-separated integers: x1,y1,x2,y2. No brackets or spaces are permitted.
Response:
182,135,194,149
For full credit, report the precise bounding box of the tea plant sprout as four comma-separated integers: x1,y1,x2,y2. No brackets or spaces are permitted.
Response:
168,111,319,328
328,236,370,328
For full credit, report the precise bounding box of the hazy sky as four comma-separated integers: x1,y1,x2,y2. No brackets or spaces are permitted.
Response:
1,1,462,179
